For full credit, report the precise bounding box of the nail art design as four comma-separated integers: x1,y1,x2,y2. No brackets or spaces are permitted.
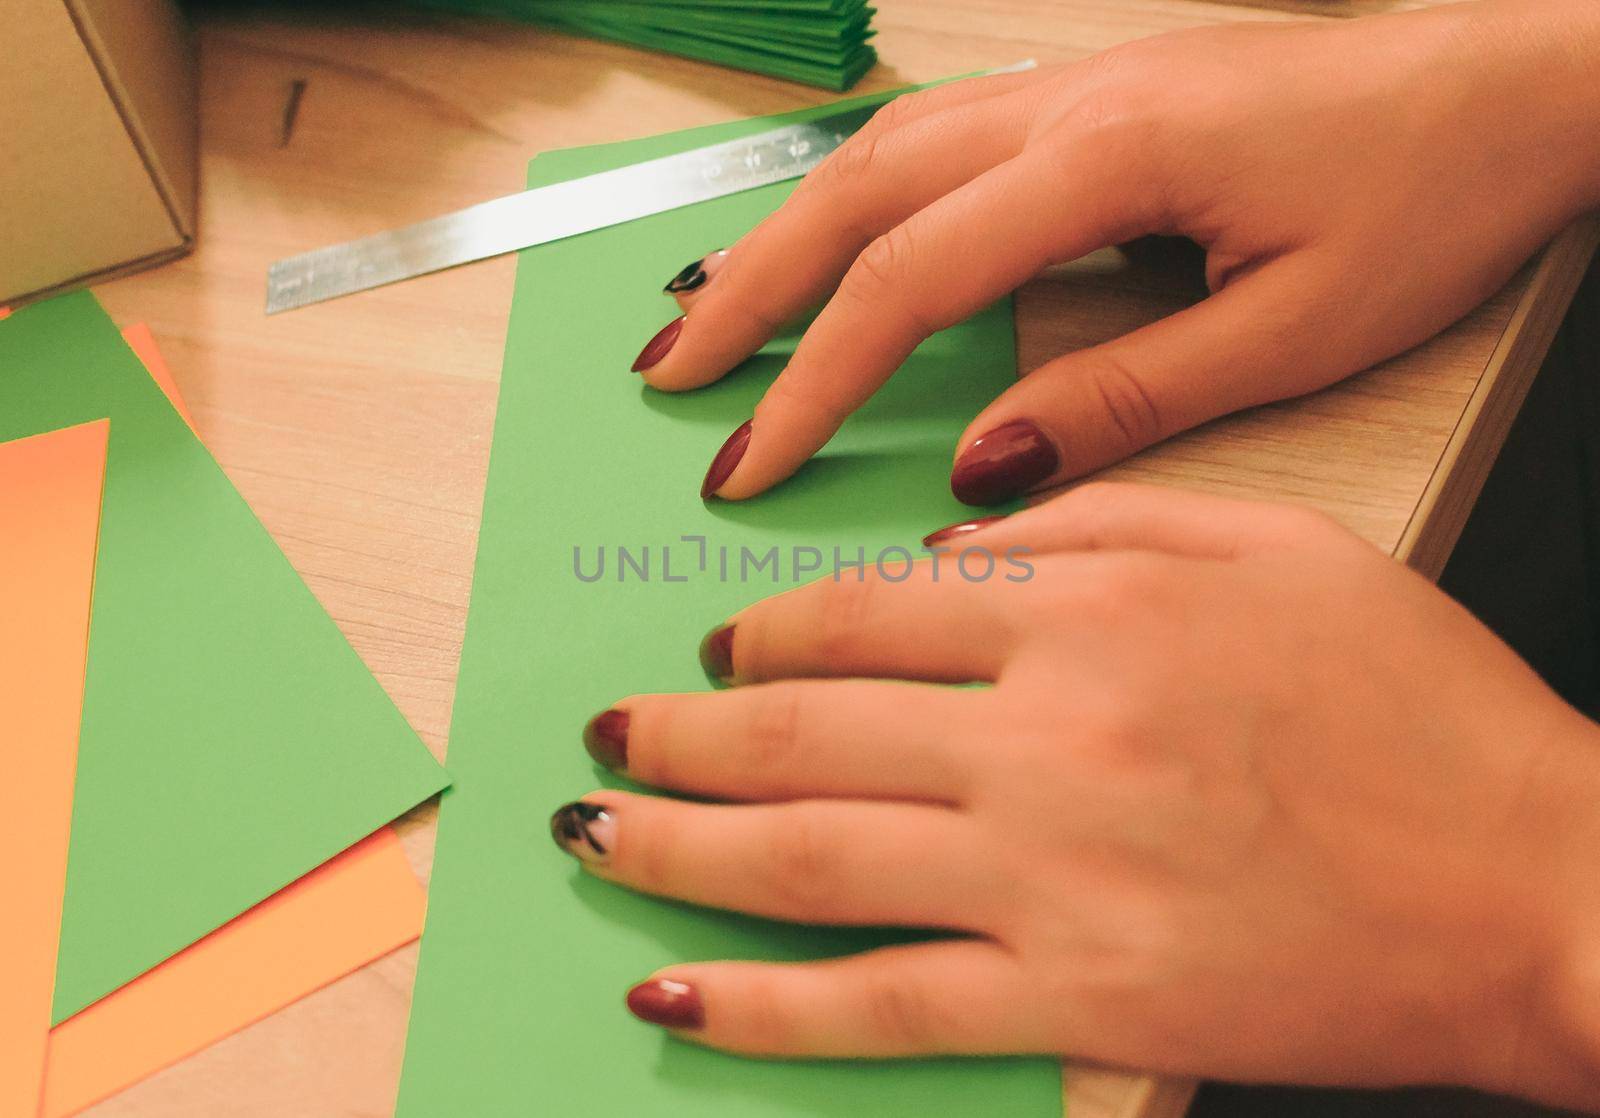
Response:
699,623,735,687
583,708,629,770
627,978,705,1029
631,316,684,372
922,515,1008,549
549,801,614,864
949,420,1059,506
663,256,709,294
700,419,752,499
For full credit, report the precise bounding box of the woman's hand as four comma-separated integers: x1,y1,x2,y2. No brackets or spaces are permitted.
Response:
634,0,1600,505
551,484,1600,1108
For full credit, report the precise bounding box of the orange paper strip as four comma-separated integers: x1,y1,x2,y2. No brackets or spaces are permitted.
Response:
0,421,110,1118
120,323,195,430
26,326,428,1116
41,828,424,1118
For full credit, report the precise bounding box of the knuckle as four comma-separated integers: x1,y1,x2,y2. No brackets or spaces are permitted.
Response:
1087,353,1164,449
811,573,880,666
850,227,914,294
867,90,926,133
842,228,937,335
812,129,886,194
863,971,940,1051
766,811,846,914
742,686,809,781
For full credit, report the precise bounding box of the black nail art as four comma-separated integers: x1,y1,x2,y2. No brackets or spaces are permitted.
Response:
663,256,709,294
550,801,610,857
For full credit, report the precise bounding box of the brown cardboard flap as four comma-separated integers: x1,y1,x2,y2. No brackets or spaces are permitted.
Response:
0,0,195,306
68,0,198,236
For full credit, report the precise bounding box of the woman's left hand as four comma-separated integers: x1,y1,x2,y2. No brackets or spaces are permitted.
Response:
550,483,1600,1107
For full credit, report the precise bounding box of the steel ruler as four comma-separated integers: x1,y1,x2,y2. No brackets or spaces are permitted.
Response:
265,62,1035,314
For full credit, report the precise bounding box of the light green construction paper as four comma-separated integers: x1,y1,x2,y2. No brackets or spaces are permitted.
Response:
0,292,450,1023
398,93,1060,1116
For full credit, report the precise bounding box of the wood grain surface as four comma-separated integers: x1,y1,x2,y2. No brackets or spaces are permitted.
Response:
80,1,1593,1114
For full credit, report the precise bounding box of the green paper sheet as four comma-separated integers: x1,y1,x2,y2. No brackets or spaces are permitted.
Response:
416,0,877,90
397,93,1061,1115
0,293,450,1022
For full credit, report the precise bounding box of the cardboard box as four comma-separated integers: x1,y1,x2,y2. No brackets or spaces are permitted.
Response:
1,0,197,307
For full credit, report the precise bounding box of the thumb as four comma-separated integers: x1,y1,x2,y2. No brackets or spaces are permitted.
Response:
948,255,1363,506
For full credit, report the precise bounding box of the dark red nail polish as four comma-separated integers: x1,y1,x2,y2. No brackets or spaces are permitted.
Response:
699,624,735,687
922,515,1008,549
583,708,629,770
949,420,1059,506
700,420,752,499
627,978,705,1029
631,316,684,372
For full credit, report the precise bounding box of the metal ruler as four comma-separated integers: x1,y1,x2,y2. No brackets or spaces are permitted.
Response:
265,63,1035,314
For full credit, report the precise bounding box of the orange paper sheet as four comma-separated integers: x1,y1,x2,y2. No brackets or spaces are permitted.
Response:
41,828,424,1117
120,323,194,430
14,326,429,1116
0,421,110,1118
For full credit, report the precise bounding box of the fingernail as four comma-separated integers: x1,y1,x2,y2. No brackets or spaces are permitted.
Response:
699,623,735,687
631,316,684,372
664,257,708,294
627,978,705,1029
950,420,1059,506
664,248,728,296
549,801,615,864
922,515,1008,548
583,708,629,770
700,419,752,499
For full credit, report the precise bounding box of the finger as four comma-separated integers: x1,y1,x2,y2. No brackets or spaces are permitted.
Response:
846,66,1059,143
586,680,984,803
626,940,1038,1057
654,70,1059,319
707,140,1158,499
922,480,1343,561
550,792,991,930
637,92,1037,389
946,254,1371,505
663,248,729,308
706,562,1032,687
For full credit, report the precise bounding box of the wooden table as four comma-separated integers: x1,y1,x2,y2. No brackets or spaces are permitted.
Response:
86,1,1598,1115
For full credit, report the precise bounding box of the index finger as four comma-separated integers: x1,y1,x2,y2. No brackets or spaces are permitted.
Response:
636,73,1046,391
706,137,1156,500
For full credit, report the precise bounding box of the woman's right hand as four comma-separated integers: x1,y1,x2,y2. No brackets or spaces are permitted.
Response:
559,483,1600,1108
633,0,1600,505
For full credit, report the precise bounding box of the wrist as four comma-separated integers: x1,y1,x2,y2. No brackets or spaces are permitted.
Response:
1460,0,1600,220
1506,711,1600,1108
